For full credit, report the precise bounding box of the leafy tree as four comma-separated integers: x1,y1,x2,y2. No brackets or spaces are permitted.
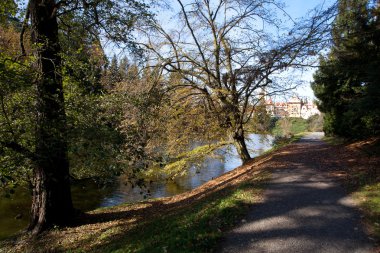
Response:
307,114,324,132
0,0,17,24
59,16,106,95
0,26,34,195
64,74,126,181
119,56,130,80
312,0,380,137
250,96,272,134
0,0,151,235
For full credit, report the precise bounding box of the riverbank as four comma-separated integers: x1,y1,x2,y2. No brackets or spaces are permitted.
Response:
0,134,274,240
1,134,378,252
1,152,275,252
0,135,293,253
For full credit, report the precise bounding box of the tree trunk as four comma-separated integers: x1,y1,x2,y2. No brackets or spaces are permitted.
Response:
231,125,251,163
28,0,73,234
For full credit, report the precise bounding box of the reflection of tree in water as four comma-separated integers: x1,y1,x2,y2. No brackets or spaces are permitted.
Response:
0,134,274,239
245,134,274,157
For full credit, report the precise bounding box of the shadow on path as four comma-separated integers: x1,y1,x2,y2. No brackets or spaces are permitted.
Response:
220,133,374,253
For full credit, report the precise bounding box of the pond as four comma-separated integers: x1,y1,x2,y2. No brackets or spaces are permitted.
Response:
0,134,273,240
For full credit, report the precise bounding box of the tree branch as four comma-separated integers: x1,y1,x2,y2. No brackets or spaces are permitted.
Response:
0,141,36,162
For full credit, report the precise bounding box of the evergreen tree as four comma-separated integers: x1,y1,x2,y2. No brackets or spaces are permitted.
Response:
312,0,380,137
118,57,129,80
105,54,122,88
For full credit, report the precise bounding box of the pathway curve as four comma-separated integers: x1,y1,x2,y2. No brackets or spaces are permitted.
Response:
220,133,375,253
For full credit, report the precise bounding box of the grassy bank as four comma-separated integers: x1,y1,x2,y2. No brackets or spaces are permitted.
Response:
95,173,270,253
355,183,380,240
324,137,380,243
0,135,316,253
1,152,278,252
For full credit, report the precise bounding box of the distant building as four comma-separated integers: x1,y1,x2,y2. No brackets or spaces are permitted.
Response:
288,96,303,118
265,96,320,119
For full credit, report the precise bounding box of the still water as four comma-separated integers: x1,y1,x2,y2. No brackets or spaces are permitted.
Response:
0,134,273,240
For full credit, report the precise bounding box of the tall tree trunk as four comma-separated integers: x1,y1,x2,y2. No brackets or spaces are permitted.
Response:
221,97,251,163
231,125,251,163
28,0,73,234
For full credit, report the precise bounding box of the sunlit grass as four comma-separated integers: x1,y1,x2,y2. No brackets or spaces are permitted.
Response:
91,172,270,253
355,183,380,239
322,136,347,145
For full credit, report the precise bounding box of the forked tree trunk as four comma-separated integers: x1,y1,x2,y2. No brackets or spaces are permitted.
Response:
231,125,251,163
28,0,74,234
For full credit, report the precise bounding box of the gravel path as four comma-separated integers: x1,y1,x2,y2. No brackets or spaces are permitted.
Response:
220,133,375,253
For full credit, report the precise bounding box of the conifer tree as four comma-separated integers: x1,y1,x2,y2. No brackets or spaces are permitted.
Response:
312,0,380,137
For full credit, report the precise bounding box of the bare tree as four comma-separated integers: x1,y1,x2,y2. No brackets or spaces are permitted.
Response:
138,0,335,162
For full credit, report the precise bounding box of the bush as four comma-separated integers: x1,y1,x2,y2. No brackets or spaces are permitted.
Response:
272,117,308,137
307,114,324,132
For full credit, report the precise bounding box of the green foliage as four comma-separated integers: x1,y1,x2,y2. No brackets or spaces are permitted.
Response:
0,28,34,190
0,0,153,234
312,0,380,138
0,20,126,186
272,117,308,137
145,142,230,180
0,0,17,24
250,98,272,134
355,182,380,239
65,89,125,180
57,20,126,181
307,114,324,132
103,55,123,89
59,14,107,95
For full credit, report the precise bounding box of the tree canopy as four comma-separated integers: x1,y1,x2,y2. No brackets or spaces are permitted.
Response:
138,0,335,162
312,0,380,138
0,0,152,234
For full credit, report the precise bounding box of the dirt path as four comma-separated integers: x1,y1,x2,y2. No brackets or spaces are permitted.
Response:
220,133,375,253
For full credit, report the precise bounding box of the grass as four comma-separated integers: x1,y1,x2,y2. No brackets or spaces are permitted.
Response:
1,164,271,253
271,118,308,136
322,136,347,145
354,183,380,239
10,134,378,252
90,172,270,253
271,132,304,149
353,177,380,242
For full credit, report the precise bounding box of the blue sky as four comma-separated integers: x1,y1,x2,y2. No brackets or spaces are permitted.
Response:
149,0,336,99
285,0,334,17
282,0,336,99
19,0,333,99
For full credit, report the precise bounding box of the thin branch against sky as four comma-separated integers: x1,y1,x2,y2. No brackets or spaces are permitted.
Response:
100,0,336,98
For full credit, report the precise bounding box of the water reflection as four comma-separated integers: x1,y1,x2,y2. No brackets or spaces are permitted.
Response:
98,134,273,207
0,134,273,239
